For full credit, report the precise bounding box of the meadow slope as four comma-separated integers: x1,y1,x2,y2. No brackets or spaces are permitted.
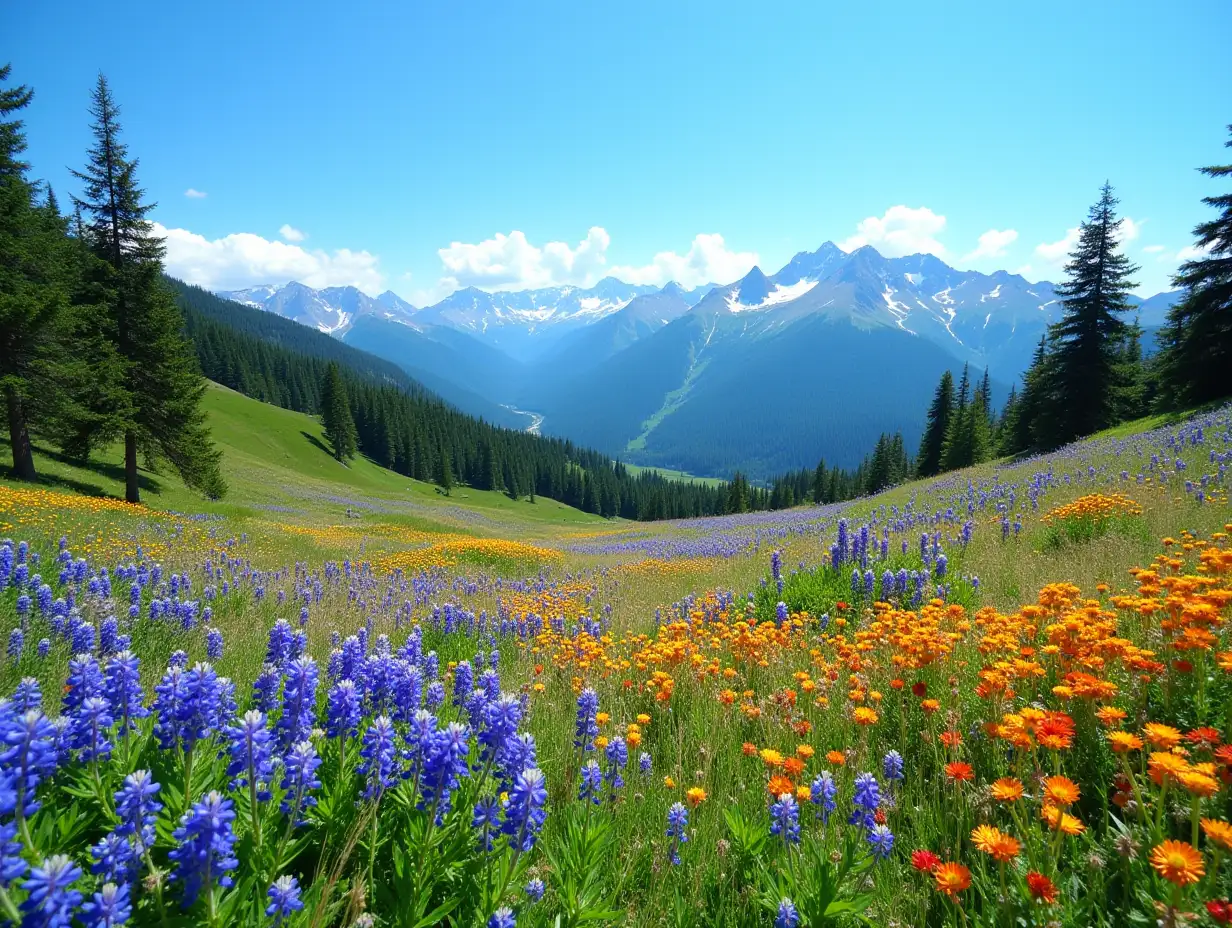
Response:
0,390,1230,928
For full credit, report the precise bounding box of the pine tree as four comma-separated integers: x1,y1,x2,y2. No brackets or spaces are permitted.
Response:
1157,126,1232,407
1003,337,1047,454
916,370,955,477
939,364,971,472
811,458,827,504
435,442,454,494
320,362,357,461
70,75,224,501
0,65,50,479
1032,183,1140,448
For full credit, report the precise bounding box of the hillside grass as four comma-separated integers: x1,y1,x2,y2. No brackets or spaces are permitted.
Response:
1,389,1229,928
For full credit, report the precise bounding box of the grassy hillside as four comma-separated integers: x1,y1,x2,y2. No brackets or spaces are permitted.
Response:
1,391,1229,928
0,381,607,531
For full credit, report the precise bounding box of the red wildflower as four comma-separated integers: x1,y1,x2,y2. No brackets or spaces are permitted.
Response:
1026,872,1058,904
911,850,941,873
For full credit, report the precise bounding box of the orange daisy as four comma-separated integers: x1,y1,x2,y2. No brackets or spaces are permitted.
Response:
933,862,972,898
1150,840,1204,886
1107,731,1144,753
1143,723,1183,750
990,777,1024,803
1202,819,1232,852
1042,776,1080,807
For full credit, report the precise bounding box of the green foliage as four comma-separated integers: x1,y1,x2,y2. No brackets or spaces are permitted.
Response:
1157,125,1232,408
1040,512,1150,551
319,362,357,462
69,75,223,500
757,835,875,927
915,370,954,478
1029,184,1142,450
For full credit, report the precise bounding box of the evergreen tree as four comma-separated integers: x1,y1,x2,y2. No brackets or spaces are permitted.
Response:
939,364,971,472
320,362,357,461
1032,183,1140,448
916,370,955,477
1004,337,1047,455
70,75,223,501
435,442,454,494
811,458,827,504
0,65,52,479
1157,126,1232,407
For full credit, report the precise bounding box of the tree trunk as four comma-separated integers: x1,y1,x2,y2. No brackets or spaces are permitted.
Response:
5,388,37,481
124,429,140,503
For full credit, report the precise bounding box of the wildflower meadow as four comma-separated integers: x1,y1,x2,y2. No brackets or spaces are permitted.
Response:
1,406,1231,928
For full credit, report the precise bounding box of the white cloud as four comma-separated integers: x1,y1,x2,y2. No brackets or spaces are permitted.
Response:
1142,244,1167,254
960,228,1018,265
1013,264,1034,278
839,205,947,258
1034,227,1080,268
155,223,384,293
1176,241,1214,263
279,224,307,242
437,226,611,292
184,188,207,199
1117,216,1144,243
609,233,758,288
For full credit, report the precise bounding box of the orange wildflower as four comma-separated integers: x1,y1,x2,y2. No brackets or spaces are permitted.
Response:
1150,840,1204,886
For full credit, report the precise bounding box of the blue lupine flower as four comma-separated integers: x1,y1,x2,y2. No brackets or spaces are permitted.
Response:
420,722,470,821
225,710,274,799
453,660,474,706
104,651,147,733
37,638,49,658
13,677,41,712
501,766,547,853
80,881,131,928
265,620,295,668
867,823,895,859
251,664,281,715
497,732,537,791
20,854,83,928
769,791,800,845
574,688,599,751
7,629,22,661
472,795,502,851
358,715,399,801
577,759,603,805
281,740,322,823
525,878,545,902
99,617,119,656
63,654,105,716
276,657,318,752
604,736,627,795
883,750,904,782
775,898,799,928
809,771,836,823
265,875,304,926
480,693,522,766
776,601,788,625
488,908,516,928
206,628,223,661
168,791,239,907
850,772,881,830
89,832,137,885
71,696,113,762
326,680,362,740
425,680,445,709
1,709,59,816
114,770,161,854
666,802,688,865
639,751,652,775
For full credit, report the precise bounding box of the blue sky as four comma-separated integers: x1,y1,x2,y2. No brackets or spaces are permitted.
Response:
6,0,1229,301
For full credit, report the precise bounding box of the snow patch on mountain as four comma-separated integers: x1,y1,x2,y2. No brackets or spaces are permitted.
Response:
726,278,818,313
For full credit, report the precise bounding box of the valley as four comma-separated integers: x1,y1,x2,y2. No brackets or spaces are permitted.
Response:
216,246,1180,479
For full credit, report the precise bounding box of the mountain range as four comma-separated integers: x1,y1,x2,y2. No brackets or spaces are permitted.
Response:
216,244,1181,479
